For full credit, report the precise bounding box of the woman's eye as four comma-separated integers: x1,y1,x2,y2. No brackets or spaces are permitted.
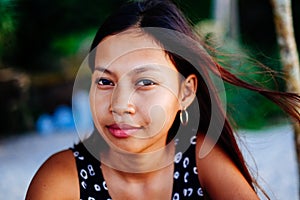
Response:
97,78,114,86
136,79,156,86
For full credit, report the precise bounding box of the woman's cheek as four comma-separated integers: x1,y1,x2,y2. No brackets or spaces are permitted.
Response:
90,92,110,124
141,97,177,137
148,104,168,136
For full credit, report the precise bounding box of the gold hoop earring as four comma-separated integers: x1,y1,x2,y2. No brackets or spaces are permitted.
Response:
180,109,189,126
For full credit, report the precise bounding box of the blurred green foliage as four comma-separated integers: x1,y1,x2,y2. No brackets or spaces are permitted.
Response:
219,45,286,129
0,0,299,134
50,29,96,56
0,0,17,62
4,0,124,71
202,32,287,129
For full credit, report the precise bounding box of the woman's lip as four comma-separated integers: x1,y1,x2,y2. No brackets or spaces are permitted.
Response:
107,124,141,138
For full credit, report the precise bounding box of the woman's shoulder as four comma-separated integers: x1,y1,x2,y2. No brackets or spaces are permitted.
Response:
195,134,259,199
26,149,79,200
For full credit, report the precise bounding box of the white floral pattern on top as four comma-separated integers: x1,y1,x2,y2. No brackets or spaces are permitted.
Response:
71,135,204,200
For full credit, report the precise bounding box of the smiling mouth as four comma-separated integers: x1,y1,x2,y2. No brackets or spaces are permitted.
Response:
106,124,141,138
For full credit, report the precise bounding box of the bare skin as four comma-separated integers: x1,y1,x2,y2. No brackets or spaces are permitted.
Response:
25,150,79,200
196,135,259,200
26,135,259,200
100,162,174,199
26,29,259,200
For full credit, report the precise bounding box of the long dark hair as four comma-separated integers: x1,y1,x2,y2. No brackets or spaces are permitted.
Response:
88,0,300,198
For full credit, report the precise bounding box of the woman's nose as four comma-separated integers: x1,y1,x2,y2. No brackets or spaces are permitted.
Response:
110,85,136,115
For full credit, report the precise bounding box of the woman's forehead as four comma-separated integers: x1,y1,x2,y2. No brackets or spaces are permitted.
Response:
95,29,163,58
94,29,176,71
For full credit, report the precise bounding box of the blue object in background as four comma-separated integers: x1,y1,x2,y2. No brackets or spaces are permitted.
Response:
52,105,76,131
36,114,55,135
72,91,94,136
36,91,94,135
36,105,76,135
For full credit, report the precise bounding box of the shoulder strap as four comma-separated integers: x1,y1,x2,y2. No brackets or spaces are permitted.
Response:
172,136,205,199
71,142,111,200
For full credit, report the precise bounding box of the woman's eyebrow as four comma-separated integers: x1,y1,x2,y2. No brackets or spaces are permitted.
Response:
94,66,113,75
94,65,164,76
130,65,162,75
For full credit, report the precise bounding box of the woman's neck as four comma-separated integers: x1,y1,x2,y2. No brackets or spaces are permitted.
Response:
100,141,175,176
100,153,175,200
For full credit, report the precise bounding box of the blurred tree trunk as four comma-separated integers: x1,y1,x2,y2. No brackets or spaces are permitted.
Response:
213,0,239,39
270,0,300,193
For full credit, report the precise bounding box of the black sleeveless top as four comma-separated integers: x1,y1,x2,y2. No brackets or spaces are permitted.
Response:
71,135,204,200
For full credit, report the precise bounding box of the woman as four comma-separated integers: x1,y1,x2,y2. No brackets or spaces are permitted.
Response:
26,0,300,199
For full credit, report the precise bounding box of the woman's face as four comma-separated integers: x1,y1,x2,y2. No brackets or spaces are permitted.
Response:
90,29,187,153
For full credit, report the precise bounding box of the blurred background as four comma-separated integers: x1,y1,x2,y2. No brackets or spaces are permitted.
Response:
0,0,299,135
0,0,299,199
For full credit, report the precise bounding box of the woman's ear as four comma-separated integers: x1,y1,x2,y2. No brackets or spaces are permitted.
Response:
179,74,197,109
